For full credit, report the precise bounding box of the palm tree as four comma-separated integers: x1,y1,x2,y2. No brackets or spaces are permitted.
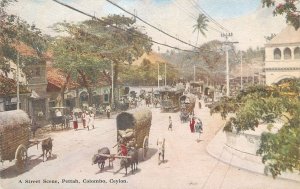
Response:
193,13,209,47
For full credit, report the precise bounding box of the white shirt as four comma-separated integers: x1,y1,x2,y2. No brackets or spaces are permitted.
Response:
56,111,62,117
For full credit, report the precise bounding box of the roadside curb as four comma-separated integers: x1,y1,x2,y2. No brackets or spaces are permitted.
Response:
206,128,300,183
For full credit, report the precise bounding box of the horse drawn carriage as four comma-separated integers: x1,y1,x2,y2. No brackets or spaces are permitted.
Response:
0,110,53,171
179,93,196,123
49,107,71,130
159,87,184,112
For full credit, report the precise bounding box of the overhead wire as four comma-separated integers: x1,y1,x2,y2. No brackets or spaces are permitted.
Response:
105,0,201,50
52,0,200,54
190,0,232,33
174,0,223,34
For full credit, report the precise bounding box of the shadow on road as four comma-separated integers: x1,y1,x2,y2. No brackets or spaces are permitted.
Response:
143,148,158,161
0,154,57,179
95,165,114,174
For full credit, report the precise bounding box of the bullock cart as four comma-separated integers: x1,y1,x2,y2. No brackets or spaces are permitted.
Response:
179,93,196,113
179,93,196,122
0,110,52,171
159,87,184,112
116,108,152,160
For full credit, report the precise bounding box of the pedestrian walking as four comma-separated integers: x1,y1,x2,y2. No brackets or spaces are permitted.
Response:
157,137,165,165
72,112,78,130
82,111,87,128
106,104,111,119
87,111,95,130
189,117,195,133
195,119,203,142
168,116,172,131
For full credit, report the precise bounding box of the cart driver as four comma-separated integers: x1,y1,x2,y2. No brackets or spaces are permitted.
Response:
120,143,128,156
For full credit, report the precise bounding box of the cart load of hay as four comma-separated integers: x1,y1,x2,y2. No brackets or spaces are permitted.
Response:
0,110,30,162
179,93,196,114
116,108,152,160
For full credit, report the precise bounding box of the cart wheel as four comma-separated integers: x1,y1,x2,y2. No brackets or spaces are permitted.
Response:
15,144,28,171
142,136,149,161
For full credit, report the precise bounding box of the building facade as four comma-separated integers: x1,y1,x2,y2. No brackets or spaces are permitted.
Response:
265,26,300,85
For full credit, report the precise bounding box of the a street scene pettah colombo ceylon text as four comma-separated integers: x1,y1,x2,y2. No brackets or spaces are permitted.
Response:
0,0,300,189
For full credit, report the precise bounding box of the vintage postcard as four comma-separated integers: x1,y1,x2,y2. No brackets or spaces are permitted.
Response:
0,0,299,189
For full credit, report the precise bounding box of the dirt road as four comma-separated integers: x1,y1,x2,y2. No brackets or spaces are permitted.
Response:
1,100,299,189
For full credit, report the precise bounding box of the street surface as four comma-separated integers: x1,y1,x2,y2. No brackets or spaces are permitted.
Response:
0,100,299,189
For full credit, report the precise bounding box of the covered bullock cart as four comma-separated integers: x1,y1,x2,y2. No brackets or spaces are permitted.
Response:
116,108,152,160
179,93,196,122
0,110,30,170
159,87,184,112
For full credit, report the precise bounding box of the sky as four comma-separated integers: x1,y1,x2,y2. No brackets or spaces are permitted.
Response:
7,0,287,51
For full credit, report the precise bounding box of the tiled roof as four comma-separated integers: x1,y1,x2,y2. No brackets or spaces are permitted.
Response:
46,66,79,92
0,74,30,96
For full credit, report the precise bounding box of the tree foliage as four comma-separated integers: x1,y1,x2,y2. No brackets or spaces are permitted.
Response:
193,13,209,46
0,0,47,78
119,58,179,86
211,78,300,177
51,15,152,105
0,0,48,77
163,40,228,83
262,0,300,30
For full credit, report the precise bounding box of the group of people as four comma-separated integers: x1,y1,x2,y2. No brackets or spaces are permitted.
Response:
189,117,203,141
70,104,112,131
72,111,95,131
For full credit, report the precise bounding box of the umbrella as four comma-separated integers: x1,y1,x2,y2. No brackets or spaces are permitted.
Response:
50,107,68,109
72,108,82,113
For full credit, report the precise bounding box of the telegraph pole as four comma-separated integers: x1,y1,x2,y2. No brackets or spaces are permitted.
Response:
17,52,20,110
193,65,196,82
240,53,243,90
164,62,166,86
157,62,160,88
226,47,229,96
111,62,114,107
221,32,238,97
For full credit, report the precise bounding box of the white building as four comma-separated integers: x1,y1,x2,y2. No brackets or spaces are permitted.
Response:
265,26,300,85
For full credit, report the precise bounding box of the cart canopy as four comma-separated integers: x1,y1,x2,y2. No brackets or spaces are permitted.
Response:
0,110,30,131
116,108,152,131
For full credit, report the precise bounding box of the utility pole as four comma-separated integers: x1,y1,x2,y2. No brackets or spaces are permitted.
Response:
221,32,238,97
252,61,255,85
240,53,243,90
164,62,166,86
111,62,114,108
17,52,20,110
193,65,196,82
226,47,229,96
157,62,160,88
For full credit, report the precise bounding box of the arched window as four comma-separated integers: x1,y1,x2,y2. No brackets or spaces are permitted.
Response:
294,47,300,59
274,48,281,60
284,48,291,59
